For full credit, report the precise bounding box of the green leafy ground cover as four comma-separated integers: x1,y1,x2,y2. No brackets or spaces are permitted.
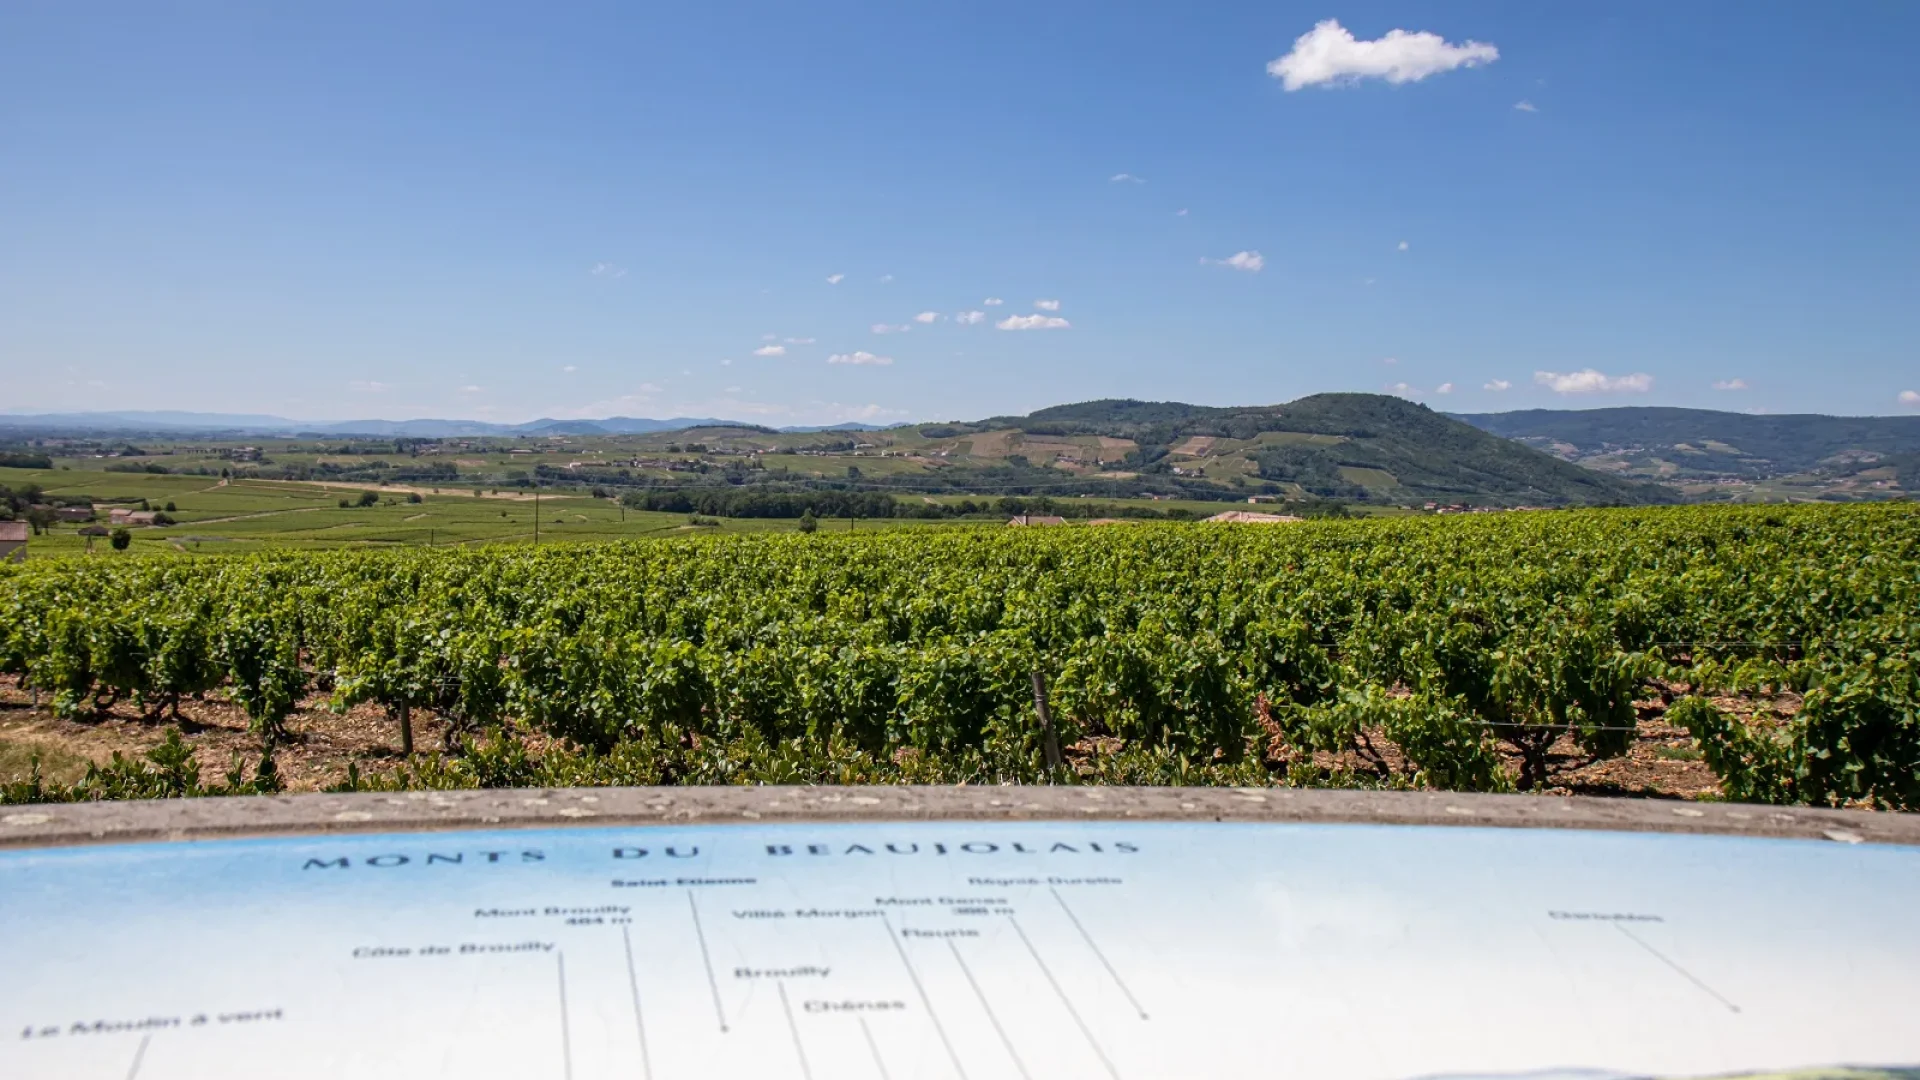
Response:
3,504,1915,806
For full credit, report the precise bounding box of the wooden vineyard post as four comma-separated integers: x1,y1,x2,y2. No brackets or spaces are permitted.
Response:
398,703,414,758
1031,670,1064,772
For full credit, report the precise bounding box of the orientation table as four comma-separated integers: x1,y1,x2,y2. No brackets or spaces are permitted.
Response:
4,787,1918,1080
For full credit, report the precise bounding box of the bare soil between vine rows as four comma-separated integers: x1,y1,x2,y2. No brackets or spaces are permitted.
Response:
0,673,1751,800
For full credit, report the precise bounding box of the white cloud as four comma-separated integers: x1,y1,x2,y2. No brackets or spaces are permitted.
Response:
1385,382,1417,396
1176,208,1189,217
1397,240,1409,251
1204,250,1265,272
752,345,787,357
1900,390,1920,406
1110,173,1146,184
724,386,742,394
720,358,733,367
871,323,911,334
877,273,894,283
562,365,577,373
1267,19,1499,91
1382,356,1398,366
589,262,626,278
784,336,816,344
1435,382,1454,394
913,311,941,324
954,310,986,325
823,402,910,422
826,273,845,285
545,384,666,420
1713,378,1748,391
1514,100,1538,113
828,351,894,366
1534,369,1654,394
983,297,1004,306
1484,379,1511,391
997,314,1071,330
1034,299,1062,311
458,384,483,393
349,380,389,392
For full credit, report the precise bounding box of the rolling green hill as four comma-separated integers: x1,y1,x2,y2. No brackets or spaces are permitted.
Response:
959,393,1678,505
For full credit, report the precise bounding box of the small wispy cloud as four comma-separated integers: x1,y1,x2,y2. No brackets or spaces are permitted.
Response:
955,310,986,325
913,311,941,324
1034,299,1062,311
1110,173,1146,184
877,273,894,284
589,262,626,278
1382,356,1398,366
1900,390,1920,406
1385,382,1417,396
1513,100,1538,113
349,380,389,392
1267,19,1499,91
1204,251,1265,272
752,345,787,357
761,333,777,341
1435,382,1454,394
1713,378,1748,391
871,323,911,335
562,365,577,373
829,351,894,366
997,314,1071,331
459,384,483,394
1397,240,1409,252
785,337,816,344
1175,208,1189,217
1484,379,1511,391
983,297,1004,306
826,273,845,285
1535,369,1654,394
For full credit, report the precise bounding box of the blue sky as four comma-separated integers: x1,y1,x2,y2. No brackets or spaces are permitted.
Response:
3,2,1916,426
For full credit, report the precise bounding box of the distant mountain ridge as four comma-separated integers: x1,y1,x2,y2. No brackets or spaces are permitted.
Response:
0,410,883,437
1450,406,1920,481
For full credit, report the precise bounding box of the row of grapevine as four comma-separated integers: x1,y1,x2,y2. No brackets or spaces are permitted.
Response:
2,504,1915,806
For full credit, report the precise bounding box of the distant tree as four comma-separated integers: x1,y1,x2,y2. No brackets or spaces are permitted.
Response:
797,508,818,533
24,506,57,535
338,498,351,508
406,492,424,504
163,501,177,512
152,512,176,526
356,490,379,507
137,498,150,511
110,528,131,551
590,486,610,500
846,465,862,480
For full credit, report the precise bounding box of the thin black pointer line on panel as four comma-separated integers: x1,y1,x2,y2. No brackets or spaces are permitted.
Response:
879,913,969,1080
947,940,1033,1080
621,925,656,1080
1050,887,1149,1019
858,1016,893,1080
124,1033,151,1080
688,891,730,1031
558,952,575,1080
1007,914,1122,1080
777,982,815,1080
1612,922,1741,1013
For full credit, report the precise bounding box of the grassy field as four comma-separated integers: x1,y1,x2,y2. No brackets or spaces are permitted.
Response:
1,466,985,556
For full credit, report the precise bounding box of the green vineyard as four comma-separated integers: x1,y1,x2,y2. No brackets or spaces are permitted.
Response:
3,504,1916,807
